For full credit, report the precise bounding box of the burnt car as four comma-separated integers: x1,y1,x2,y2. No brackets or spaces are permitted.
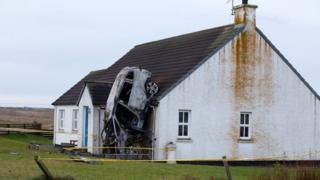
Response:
102,67,158,159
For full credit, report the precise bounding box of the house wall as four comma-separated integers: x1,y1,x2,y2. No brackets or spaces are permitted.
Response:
92,108,105,154
54,105,79,145
78,86,95,153
154,31,320,160
54,86,106,154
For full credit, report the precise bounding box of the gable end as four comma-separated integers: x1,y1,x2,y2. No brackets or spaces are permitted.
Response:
256,28,320,101
157,24,245,101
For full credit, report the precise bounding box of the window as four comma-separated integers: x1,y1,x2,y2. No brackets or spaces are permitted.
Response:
240,112,251,139
178,110,190,137
58,110,65,130
72,109,79,131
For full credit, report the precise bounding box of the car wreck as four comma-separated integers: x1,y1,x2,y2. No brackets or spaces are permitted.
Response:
102,67,159,159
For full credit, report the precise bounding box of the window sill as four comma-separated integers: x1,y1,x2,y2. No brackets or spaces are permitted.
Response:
238,139,254,143
176,137,192,143
58,129,65,133
72,130,78,133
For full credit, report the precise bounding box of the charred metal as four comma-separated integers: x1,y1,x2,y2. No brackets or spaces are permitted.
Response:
102,67,159,159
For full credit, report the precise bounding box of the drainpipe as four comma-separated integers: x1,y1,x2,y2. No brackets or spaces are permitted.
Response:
98,109,101,153
151,106,156,161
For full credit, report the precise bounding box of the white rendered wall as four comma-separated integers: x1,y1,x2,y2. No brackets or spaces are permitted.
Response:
54,86,105,154
78,86,95,153
54,105,79,145
154,31,320,160
92,108,105,155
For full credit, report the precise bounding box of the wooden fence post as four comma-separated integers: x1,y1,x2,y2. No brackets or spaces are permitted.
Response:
7,124,10,134
222,156,232,180
34,156,54,180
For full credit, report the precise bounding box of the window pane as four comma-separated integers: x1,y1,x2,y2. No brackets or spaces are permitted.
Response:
240,127,244,137
179,112,183,123
183,125,188,136
75,120,77,129
240,114,244,124
245,114,249,124
245,127,249,137
184,112,188,123
59,111,63,118
74,110,78,119
178,125,183,136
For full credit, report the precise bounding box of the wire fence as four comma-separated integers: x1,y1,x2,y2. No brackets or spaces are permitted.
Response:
0,124,53,138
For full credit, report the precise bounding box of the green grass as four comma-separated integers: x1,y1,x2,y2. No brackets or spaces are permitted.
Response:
0,134,267,180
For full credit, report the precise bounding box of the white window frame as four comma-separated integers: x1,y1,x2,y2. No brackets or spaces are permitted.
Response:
240,112,251,140
178,110,191,138
72,109,79,131
58,110,65,130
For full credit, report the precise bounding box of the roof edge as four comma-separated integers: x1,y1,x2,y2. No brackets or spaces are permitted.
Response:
157,24,245,101
256,28,320,101
135,24,240,48
52,78,87,106
75,83,87,106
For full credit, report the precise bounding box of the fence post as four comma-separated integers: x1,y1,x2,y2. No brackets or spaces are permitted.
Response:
7,124,10,134
34,156,54,180
222,156,232,180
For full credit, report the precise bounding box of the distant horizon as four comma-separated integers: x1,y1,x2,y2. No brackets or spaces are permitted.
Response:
0,105,53,109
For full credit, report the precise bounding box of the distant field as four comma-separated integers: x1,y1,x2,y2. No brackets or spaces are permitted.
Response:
0,134,268,180
0,107,53,130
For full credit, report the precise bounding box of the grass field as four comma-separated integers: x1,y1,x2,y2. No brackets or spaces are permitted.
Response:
0,134,268,180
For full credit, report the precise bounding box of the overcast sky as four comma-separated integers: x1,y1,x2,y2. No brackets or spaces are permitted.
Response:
0,0,319,107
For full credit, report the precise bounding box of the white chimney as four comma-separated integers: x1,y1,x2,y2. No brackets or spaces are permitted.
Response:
234,0,258,33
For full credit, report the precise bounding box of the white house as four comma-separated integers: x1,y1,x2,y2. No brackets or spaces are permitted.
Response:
53,1,320,160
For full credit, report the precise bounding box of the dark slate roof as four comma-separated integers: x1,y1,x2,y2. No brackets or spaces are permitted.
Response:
52,24,244,106
87,82,112,106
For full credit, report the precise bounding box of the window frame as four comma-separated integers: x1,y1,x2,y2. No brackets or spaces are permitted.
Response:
58,109,65,130
178,110,191,138
239,112,252,140
72,109,79,131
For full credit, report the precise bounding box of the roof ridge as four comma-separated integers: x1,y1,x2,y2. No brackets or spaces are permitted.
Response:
135,24,237,48
87,24,242,76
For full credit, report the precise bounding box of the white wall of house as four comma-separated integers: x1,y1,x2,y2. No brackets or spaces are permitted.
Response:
93,108,105,155
78,86,95,153
54,105,79,145
154,31,320,160
54,85,106,154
